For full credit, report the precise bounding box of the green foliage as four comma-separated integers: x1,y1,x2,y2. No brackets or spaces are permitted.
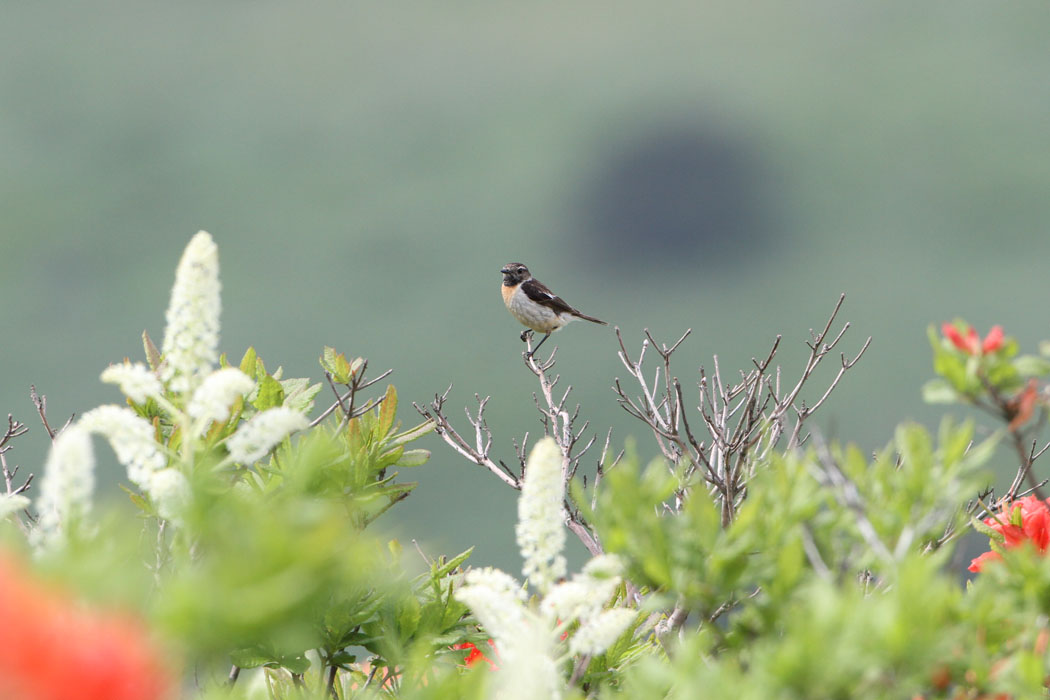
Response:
923,322,1050,403
588,420,992,642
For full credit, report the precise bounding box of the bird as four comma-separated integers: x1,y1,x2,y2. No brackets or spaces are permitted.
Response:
500,262,607,357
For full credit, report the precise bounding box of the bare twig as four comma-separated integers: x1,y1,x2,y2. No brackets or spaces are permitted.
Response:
309,362,394,428
613,295,869,526
30,385,74,441
414,386,520,489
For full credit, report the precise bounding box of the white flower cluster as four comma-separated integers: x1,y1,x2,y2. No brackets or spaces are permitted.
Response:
455,568,562,700
32,425,95,549
160,231,221,394
540,554,624,624
225,407,308,464
455,568,530,642
80,406,166,491
148,468,192,523
454,440,636,695
187,367,255,429
569,608,638,656
100,363,163,403
516,437,567,594
455,558,634,699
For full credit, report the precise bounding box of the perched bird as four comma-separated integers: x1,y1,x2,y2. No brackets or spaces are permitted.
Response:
500,262,607,356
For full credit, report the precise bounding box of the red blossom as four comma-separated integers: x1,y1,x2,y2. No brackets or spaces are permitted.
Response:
942,323,1005,356
454,641,498,670
0,554,175,700
982,325,1005,354
970,495,1050,572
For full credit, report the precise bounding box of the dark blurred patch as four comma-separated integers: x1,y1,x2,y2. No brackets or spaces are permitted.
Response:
574,124,773,268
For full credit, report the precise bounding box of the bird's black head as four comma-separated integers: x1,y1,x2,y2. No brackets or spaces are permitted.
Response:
500,262,531,286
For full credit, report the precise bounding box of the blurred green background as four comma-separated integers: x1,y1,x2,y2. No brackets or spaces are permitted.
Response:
3,2,1048,574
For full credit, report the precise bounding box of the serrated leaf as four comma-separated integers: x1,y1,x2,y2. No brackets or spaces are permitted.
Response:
971,515,1006,543
321,346,339,374
387,420,435,448
379,385,398,436
281,377,323,414
320,346,354,384
396,449,430,467
433,547,474,579
253,375,285,411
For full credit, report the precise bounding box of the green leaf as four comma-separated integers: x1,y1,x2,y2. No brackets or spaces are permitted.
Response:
895,423,933,471
281,377,323,414
971,515,1006,544
328,651,356,668
379,384,398,436
253,374,285,411
396,449,430,467
229,648,310,674
398,595,421,642
239,347,258,376
921,379,957,404
432,547,474,579
387,420,435,448
118,483,153,515
959,429,1002,470
142,331,162,371
321,346,355,384
1013,354,1050,378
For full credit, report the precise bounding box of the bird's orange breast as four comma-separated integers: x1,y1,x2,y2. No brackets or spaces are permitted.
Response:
501,282,517,308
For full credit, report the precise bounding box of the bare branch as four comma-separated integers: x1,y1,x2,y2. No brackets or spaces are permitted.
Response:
413,387,520,489
614,295,868,525
30,385,73,441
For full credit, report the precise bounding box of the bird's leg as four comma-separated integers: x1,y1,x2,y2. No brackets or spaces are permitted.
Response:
520,329,533,343
527,332,552,358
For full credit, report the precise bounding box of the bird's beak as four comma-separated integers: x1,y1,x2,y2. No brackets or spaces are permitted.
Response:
500,266,511,275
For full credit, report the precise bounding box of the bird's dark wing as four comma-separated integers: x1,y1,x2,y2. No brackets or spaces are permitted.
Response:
521,279,578,316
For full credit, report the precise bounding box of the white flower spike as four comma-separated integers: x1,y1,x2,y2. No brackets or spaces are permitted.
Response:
100,363,163,404
161,231,221,394
80,406,166,490
516,437,567,594
33,425,95,549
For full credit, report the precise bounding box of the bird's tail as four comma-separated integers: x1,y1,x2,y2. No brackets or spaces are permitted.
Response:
572,311,607,325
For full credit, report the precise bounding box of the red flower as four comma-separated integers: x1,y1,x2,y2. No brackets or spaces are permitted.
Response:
0,554,175,700
969,495,1050,572
942,323,1005,356
454,641,498,670
982,325,1005,354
